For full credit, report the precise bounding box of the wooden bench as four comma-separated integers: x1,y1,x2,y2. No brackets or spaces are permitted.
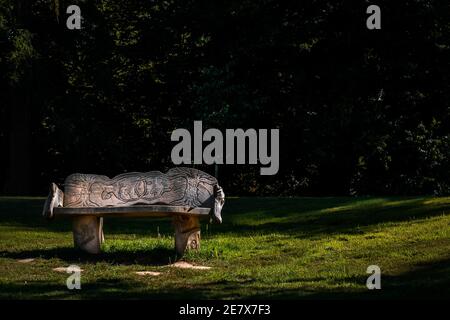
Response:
42,167,225,256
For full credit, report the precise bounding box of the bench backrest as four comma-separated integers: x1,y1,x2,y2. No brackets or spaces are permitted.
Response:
63,167,224,222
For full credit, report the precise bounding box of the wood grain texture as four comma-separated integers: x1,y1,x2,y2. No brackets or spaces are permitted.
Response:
54,205,211,217
72,216,103,254
64,167,216,207
173,215,201,256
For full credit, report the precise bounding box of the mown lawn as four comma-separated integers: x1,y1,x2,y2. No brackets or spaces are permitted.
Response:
0,196,450,299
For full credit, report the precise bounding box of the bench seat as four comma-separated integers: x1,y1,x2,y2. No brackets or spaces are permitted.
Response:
53,205,211,217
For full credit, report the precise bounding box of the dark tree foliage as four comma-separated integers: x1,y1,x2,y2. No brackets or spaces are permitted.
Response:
1,0,449,196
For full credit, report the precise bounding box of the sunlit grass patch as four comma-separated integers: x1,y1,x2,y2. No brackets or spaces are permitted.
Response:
0,196,449,299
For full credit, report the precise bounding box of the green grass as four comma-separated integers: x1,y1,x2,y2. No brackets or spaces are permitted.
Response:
1,196,450,299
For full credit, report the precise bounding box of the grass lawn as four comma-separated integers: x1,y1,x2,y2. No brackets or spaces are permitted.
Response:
0,196,450,299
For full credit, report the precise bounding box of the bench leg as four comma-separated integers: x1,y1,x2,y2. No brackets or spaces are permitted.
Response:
173,216,200,256
72,216,104,254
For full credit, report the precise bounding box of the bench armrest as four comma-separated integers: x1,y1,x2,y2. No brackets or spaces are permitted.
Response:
42,183,64,219
213,185,225,223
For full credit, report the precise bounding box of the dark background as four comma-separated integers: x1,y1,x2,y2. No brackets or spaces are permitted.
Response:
1,0,449,196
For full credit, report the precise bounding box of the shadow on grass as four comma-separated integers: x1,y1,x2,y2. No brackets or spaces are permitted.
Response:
0,280,79,299
0,246,178,266
14,256,450,299
244,257,450,300
0,277,239,300
0,278,208,300
2,252,450,299
216,197,450,238
1,197,449,239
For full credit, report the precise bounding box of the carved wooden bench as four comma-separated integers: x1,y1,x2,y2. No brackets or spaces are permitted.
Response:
42,167,225,256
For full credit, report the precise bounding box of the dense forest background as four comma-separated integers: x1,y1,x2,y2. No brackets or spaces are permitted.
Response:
1,0,449,196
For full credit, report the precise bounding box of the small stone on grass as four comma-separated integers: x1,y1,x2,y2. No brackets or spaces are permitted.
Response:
53,267,84,272
17,258,35,263
170,261,211,270
135,271,161,276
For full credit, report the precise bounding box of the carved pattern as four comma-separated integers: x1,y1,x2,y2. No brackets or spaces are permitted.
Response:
63,167,223,221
